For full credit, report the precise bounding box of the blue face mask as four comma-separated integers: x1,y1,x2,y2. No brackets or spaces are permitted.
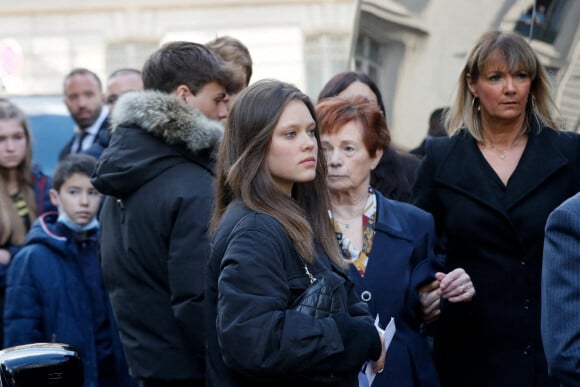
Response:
57,211,99,233
54,192,99,233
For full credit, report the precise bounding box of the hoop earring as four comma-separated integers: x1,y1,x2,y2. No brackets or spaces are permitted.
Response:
472,97,480,112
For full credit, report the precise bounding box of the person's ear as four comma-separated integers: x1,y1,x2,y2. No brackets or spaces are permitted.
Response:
466,74,477,97
371,147,384,170
174,85,192,104
49,189,60,207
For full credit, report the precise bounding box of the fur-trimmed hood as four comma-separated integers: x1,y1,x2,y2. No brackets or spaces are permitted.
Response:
111,90,223,153
92,90,223,198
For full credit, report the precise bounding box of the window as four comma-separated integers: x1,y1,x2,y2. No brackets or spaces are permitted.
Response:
513,0,572,44
355,35,380,81
304,33,350,98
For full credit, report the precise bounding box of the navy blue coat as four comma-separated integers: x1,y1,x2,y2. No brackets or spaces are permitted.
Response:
4,213,134,387
413,126,580,386
348,192,442,387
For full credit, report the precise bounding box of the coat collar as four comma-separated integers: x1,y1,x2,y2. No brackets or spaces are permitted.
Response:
110,90,224,156
373,192,414,242
434,127,568,215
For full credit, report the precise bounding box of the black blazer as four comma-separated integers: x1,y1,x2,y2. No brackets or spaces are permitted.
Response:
413,126,580,387
58,116,111,161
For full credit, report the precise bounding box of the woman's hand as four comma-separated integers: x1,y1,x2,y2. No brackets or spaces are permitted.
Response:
419,280,441,323
436,268,475,303
0,249,11,265
372,328,386,374
419,268,475,323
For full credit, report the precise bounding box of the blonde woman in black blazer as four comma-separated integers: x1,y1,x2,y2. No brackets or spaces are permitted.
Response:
413,30,580,387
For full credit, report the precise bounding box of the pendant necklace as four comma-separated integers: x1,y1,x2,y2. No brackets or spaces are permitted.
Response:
332,189,372,230
484,132,526,160
338,219,357,229
334,215,360,229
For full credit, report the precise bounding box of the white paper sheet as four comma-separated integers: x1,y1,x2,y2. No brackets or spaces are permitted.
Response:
361,316,396,386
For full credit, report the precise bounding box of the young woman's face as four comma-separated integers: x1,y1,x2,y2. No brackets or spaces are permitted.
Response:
468,54,532,126
266,100,318,196
0,118,28,169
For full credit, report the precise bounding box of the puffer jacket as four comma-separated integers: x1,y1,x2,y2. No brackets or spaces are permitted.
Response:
205,200,382,387
92,90,223,382
4,213,134,387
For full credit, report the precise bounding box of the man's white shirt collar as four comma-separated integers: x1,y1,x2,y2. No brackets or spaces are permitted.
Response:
72,106,109,152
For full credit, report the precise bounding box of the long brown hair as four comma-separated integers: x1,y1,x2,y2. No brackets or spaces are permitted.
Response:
211,79,343,266
0,99,36,245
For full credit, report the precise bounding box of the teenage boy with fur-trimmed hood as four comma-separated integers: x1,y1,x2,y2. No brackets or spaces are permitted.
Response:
92,41,231,387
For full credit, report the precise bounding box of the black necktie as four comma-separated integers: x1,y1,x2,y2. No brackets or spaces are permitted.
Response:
74,131,88,153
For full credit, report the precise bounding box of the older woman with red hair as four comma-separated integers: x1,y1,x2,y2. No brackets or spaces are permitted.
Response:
317,96,474,386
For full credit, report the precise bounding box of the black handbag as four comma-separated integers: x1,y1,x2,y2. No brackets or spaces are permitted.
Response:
289,264,350,383
290,264,345,318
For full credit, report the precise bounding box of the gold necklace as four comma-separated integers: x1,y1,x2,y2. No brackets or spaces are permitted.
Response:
483,133,526,160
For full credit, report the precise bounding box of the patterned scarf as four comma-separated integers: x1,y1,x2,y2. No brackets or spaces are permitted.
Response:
331,190,377,277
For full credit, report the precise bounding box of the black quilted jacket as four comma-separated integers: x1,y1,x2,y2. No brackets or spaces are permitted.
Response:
205,200,382,387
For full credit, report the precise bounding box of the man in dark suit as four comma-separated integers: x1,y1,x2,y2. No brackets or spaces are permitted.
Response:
59,68,110,161
542,192,580,386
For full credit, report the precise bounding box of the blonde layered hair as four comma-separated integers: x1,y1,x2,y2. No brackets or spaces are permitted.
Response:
447,30,559,141
0,99,36,245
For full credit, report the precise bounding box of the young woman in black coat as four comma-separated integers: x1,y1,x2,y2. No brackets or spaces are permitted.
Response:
205,79,385,387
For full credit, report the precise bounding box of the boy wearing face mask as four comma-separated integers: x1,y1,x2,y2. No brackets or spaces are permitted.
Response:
3,154,134,387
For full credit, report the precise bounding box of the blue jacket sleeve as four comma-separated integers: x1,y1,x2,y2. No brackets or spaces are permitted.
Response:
541,198,580,386
4,247,45,347
0,245,24,289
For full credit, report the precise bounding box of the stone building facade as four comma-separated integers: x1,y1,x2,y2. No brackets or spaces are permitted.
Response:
0,0,577,147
